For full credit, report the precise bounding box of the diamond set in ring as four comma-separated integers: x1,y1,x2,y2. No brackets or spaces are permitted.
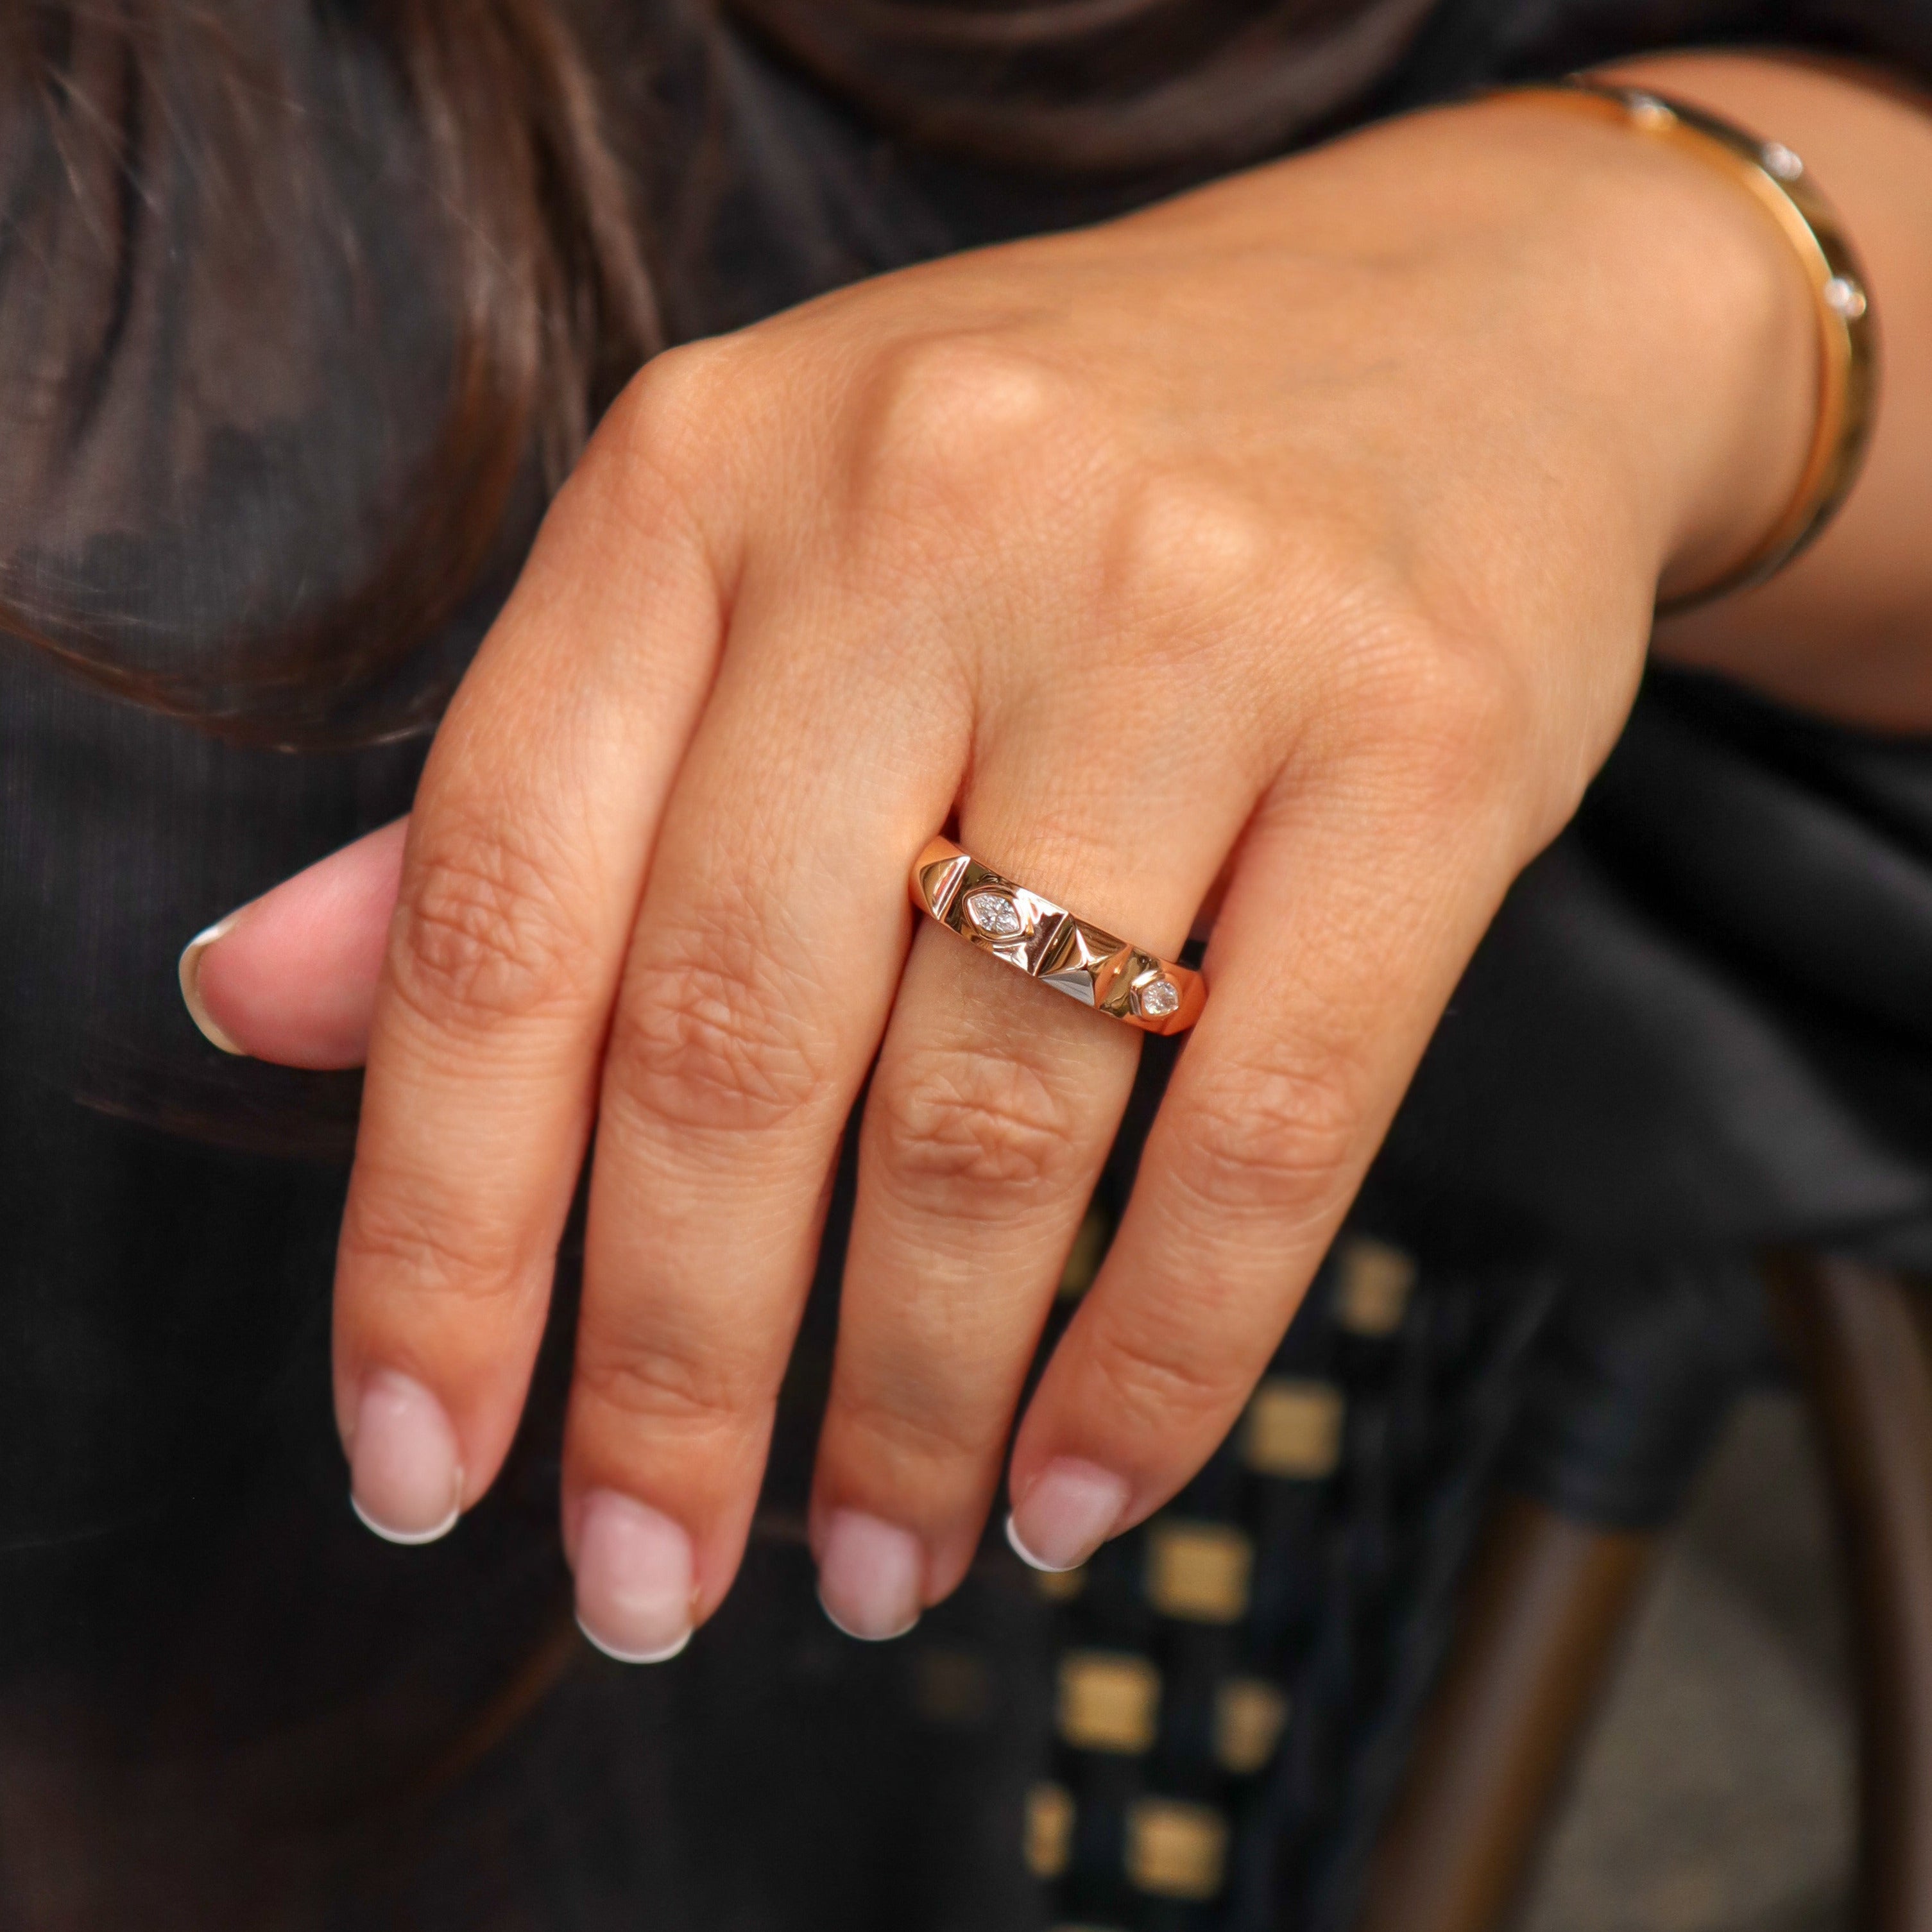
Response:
1135,978,1181,1019
912,838,1201,1034
963,887,1026,939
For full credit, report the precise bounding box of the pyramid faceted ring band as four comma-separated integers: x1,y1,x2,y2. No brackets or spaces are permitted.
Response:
909,836,1206,1036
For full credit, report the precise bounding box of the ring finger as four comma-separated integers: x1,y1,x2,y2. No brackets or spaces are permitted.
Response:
810,700,1269,1636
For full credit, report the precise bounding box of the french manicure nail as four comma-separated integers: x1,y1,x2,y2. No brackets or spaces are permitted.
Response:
816,1510,923,1641
348,1370,464,1545
574,1491,695,1664
178,913,246,1055
1006,1458,1131,1572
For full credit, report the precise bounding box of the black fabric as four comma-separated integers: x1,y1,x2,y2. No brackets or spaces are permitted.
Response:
3,2,1931,1925
1034,1238,1559,1932
1498,1252,1779,1529
1368,672,1932,1269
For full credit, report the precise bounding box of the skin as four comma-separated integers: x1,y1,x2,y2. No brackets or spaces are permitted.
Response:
185,54,1932,1652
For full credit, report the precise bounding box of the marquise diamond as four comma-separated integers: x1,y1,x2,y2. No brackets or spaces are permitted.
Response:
963,888,1025,939
1136,977,1181,1019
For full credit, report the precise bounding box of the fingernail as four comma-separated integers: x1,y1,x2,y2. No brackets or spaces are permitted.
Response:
816,1510,923,1641
574,1491,695,1664
348,1370,464,1545
1006,1458,1131,1572
178,913,246,1055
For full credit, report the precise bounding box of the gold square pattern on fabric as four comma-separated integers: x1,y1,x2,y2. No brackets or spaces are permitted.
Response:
1242,1378,1346,1479
1126,1798,1229,1900
910,1646,993,1727
1215,1677,1290,1775
1144,1519,1252,1624
1056,1649,1160,1753
1333,1235,1417,1337
1034,1562,1087,1603
1057,1202,1114,1301
1026,1781,1075,1878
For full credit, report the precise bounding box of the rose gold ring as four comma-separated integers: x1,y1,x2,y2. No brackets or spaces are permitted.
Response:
909,835,1205,1036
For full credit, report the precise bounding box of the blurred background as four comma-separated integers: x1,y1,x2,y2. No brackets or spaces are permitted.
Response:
1520,1391,1852,1932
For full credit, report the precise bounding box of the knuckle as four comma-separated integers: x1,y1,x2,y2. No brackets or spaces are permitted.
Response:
1083,1301,1251,1440
1167,1049,1364,1222
1411,641,1533,773
870,1043,1085,1202
576,339,757,550
1342,610,1537,813
389,823,598,1034
576,1328,768,1448
606,337,748,479
606,910,840,1137
339,1191,527,1306
835,1384,991,1475
1109,470,1276,630
855,336,1096,520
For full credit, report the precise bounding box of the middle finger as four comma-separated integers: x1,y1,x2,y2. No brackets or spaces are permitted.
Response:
565,597,963,1661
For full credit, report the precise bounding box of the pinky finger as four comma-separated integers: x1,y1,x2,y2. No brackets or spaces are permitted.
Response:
1004,773,1521,1569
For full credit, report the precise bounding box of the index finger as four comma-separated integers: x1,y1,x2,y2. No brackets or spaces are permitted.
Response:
332,380,727,1542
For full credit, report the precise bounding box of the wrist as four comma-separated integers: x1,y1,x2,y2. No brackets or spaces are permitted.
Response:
1115,83,1820,630
1471,89,1820,604
1607,53,1932,727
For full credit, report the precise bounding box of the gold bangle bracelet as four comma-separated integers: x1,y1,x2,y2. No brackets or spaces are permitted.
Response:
1513,79,1879,614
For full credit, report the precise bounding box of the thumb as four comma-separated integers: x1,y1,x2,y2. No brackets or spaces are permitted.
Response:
179,817,407,1068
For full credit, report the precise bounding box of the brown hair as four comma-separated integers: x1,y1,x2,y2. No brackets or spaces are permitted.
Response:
1,0,658,742
1,0,1423,742
728,0,1435,173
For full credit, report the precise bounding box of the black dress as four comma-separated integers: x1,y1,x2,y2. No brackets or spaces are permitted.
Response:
3,2,1931,1926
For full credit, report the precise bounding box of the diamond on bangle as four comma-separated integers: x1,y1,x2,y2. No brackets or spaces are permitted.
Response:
1532,77,1878,609
1824,276,1868,321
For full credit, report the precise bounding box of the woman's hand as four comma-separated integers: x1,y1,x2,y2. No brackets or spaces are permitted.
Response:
185,91,1813,1655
